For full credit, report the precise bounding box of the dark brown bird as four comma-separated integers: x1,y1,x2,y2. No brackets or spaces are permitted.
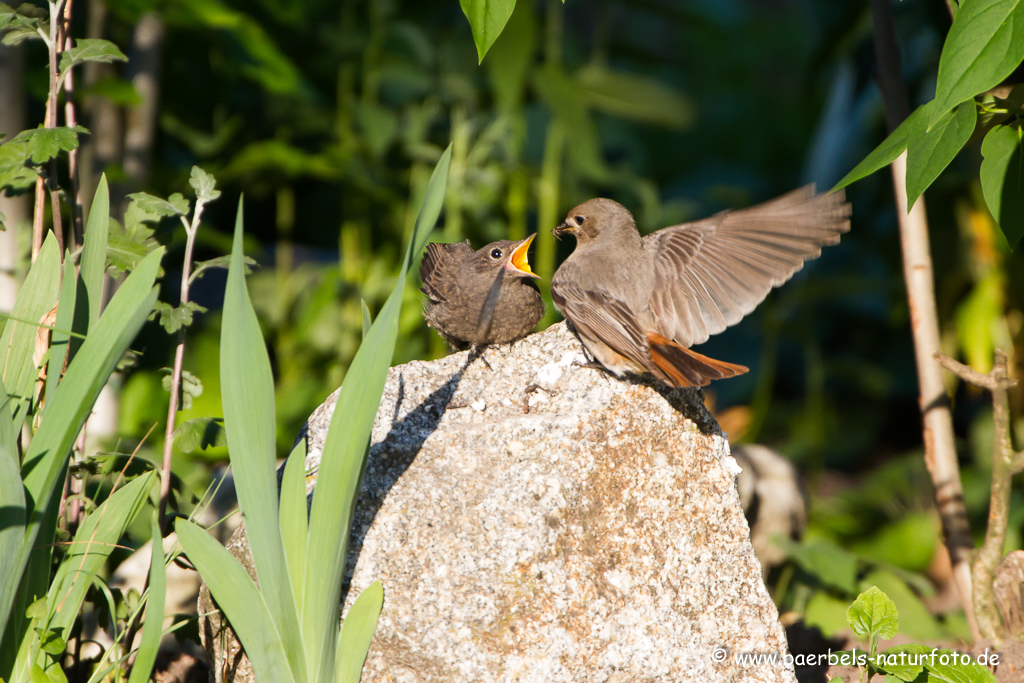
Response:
551,186,851,387
419,235,543,349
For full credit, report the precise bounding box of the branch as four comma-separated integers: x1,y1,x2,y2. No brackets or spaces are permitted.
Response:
868,0,979,642
934,352,1018,391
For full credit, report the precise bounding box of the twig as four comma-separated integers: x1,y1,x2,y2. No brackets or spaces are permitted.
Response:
157,202,207,526
936,350,1018,643
62,0,84,247
868,0,979,642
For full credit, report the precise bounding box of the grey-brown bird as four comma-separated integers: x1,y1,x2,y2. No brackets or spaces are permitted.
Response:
551,186,851,387
419,235,543,349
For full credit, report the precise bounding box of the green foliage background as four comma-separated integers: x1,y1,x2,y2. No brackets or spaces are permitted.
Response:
3,0,1024,655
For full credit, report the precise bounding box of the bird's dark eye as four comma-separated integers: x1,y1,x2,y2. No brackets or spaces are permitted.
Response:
574,215,585,224
490,248,503,259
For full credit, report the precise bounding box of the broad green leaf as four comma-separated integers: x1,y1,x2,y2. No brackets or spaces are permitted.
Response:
150,301,207,334
171,417,226,455
303,144,452,679
0,234,60,433
6,126,89,164
44,473,155,647
189,166,221,203
979,123,1024,248
80,174,110,328
577,65,695,129
931,0,1024,127
0,373,14,457
846,586,899,640
833,104,930,191
221,199,307,681
127,512,167,683
126,192,188,218
2,248,161,646
460,0,516,63
778,537,858,594
875,643,932,681
924,650,997,682
161,368,202,411
335,582,384,683
106,212,159,275
906,100,977,206
360,300,371,338
955,271,1004,373
860,571,942,641
0,3,44,45
58,38,127,75
175,519,296,683
280,439,308,611
0,377,26,646
804,592,856,638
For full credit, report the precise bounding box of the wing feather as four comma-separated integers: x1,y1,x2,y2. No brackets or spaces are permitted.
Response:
644,185,850,346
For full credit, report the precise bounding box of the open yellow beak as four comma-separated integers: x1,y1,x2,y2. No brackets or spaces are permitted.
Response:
509,234,539,278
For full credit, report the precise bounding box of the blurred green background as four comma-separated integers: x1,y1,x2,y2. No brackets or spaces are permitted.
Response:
3,0,1022,645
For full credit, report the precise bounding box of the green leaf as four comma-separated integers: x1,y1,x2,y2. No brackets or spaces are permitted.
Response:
107,210,160,275
924,649,997,682
81,175,110,329
485,0,536,111
161,368,202,411
189,166,221,203
875,643,933,680
220,199,306,679
2,247,161,647
43,474,155,649
0,3,45,45
335,581,384,683
360,300,371,338
931,0,1024,127
175,519,296,683
906,100,977,206
171,417,226,455
0,379,26,645
779,537,858,594
576,65,695,129
126,192,188,218
979,123,1024,247
280,439,308,612
0,234,60,433
459,0,516,63
860,570,942,641
45,255,77,407
846,586,899,641
834,104,927,191
127,512,167,683
302,143,452,678
190,255,256,284
7,126,89,164
58,38,127,75
150,301,207,334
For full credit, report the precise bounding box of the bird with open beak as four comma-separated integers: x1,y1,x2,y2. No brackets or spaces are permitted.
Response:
551,186,851,387
419,235,543,350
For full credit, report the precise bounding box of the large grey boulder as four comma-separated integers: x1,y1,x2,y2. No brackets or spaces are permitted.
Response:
296,321,796,683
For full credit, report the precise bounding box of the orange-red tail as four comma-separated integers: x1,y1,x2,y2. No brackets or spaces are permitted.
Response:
647,333,748,387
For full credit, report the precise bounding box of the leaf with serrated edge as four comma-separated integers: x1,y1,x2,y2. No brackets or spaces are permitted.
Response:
58,38,127,75
846,586,899,640
189,166,221,202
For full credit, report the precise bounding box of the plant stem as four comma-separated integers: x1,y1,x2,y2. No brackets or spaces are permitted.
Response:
157,207,204,526
61,0,83,247
867,0,979,642
936,350,1019,643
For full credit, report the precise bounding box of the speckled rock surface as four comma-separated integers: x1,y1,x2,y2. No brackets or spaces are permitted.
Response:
298,321,796,683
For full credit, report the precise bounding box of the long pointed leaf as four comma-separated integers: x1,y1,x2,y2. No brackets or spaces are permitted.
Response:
176,518,296,683
45,255,77,406
0,234,60,434
221,199,306,680
127,512,166,683
280,439,309,615
81,174,110,328
335,582,383,683
1,248,162,646
303,143,452,679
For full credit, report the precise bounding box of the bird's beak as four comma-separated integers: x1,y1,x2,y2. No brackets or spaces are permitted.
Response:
552,215,578,240
507,234,540,278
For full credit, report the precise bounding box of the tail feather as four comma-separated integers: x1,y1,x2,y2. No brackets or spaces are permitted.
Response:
647,332,748,387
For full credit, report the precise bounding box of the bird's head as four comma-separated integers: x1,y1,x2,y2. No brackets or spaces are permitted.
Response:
553,198,635,245
474,234,540,279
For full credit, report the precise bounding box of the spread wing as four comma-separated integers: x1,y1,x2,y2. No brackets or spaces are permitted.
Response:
551,281,651,370
419,241,471,302
644,185,850,347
